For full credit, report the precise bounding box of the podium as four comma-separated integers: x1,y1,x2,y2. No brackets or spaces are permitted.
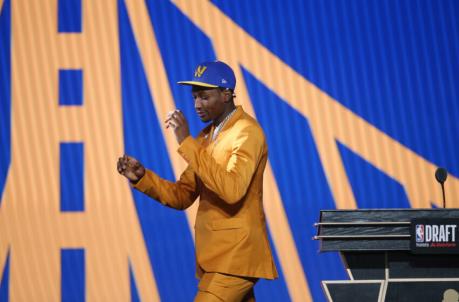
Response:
314,209,459,302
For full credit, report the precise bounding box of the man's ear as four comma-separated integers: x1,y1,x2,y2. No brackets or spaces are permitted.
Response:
223,90,232,103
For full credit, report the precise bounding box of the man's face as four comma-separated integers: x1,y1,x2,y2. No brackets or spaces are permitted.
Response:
192,86,227,123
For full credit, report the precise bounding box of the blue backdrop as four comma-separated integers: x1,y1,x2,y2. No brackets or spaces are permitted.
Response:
1,0,458,301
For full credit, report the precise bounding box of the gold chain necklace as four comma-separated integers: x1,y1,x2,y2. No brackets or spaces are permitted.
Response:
211,108,237,141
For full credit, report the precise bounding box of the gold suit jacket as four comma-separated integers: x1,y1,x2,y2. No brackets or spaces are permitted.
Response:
133,106,278,280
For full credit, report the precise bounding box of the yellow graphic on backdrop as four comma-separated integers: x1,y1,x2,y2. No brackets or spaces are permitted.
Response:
0,1,158,301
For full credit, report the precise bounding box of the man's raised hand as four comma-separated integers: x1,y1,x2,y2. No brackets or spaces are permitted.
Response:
165,109,190,144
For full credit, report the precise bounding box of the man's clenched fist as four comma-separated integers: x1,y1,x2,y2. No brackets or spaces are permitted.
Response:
117,155,145,183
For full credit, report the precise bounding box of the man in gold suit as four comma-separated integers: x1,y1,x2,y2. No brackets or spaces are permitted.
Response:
118,61,278,301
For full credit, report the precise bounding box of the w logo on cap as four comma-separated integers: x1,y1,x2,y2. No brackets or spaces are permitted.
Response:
194,65,207,77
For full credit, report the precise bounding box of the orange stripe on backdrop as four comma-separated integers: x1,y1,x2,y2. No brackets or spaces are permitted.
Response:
1,0,160,301
173,1,313,302
0,216,7,299
123,0,199,237
172,0,459,211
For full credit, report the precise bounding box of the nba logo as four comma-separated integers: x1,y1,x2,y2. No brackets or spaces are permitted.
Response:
416,224,424,242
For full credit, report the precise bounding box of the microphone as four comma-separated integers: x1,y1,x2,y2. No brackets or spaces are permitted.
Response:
435,167,448,208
